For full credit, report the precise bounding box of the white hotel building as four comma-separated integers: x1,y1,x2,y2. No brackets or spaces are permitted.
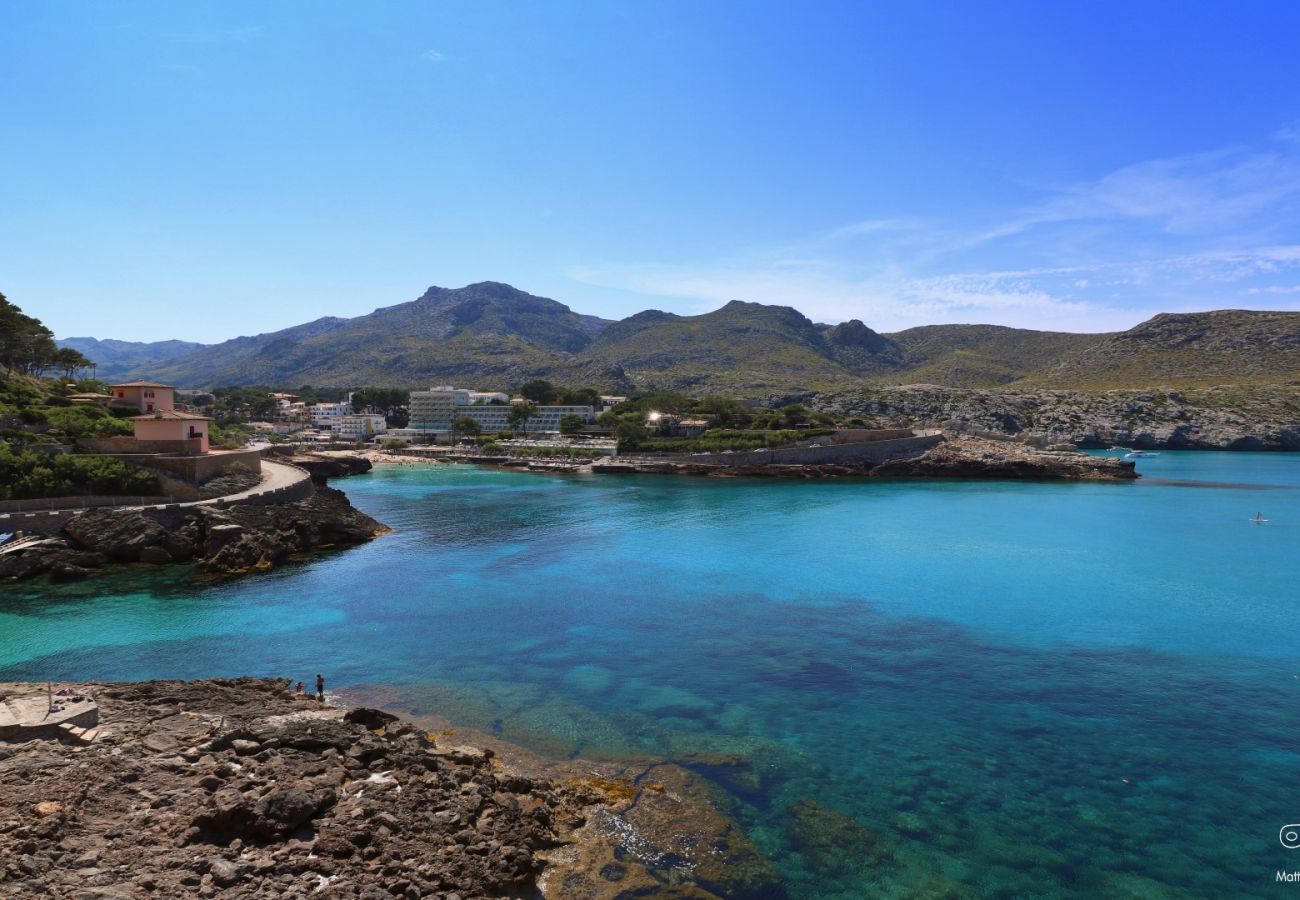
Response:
309,400,352,429
395,385,594,442
336,414,388,441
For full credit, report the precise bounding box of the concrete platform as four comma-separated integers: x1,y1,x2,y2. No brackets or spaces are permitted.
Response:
0,683,99,742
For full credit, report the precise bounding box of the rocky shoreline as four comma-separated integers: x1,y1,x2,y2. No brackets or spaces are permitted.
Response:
815,383,1300,450
0,486,388,583
869,435,1138,480
593,435,1136,481
0,678,785,899
280,453,376,483
0,433,1131,585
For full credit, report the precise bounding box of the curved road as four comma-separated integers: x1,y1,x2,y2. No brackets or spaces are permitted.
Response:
0,459,312,532
198,459,308,505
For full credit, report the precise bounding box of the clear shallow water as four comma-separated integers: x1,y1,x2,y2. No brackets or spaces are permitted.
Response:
3,452,1300,897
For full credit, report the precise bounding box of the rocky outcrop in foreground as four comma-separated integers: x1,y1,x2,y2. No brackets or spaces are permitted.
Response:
0,679,579,898
0,679,786,899
0,486,388,582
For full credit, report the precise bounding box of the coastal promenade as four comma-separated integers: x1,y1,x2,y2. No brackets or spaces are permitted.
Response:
0,459,314,537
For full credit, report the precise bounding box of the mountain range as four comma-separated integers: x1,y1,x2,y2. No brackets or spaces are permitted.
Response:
58,282,1300,395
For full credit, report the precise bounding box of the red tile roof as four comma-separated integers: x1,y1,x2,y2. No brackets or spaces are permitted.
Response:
131,410,212,421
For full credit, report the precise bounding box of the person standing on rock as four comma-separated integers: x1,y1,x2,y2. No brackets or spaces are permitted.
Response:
316,673,325,702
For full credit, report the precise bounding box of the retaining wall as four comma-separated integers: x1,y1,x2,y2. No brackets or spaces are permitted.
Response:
0,494,174,514
0,498,175,536
88,449,262,482
211,464,315,508
80,437,204,455
144,449,263,482
829,428,914,444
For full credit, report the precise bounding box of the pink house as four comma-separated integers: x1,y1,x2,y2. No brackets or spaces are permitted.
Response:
110,380,175,414
132,410,212,454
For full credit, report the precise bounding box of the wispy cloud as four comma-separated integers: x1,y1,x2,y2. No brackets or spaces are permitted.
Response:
980,135,1300,242
423,49,446,62
570,131,1300,331
1245,284,1300,295
571,248,1300,333
822,218,925,240
162,24,265,44
570,260,1122,332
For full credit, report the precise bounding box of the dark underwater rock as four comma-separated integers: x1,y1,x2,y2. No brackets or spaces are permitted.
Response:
785,797,893,877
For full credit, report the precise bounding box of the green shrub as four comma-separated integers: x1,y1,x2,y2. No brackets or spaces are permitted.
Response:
44,405,132,438
0,448,161,500
501,446,601,460
209,423,251,450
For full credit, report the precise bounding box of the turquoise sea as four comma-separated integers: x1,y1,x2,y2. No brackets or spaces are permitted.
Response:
3,452,1299,897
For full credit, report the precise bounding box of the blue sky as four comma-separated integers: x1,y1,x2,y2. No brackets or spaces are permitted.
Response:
3,1,1300,342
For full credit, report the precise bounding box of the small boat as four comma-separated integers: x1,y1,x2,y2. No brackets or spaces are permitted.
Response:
1252,513,1269,524
1109,445,1132,452
1124,450,1159,459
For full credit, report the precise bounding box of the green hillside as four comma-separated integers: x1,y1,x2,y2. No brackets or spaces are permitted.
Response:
55,337,209,381
583,301,865,393
54,282,1300,395
881,324,1109,387
1030,310,1300,388
141,283,613,389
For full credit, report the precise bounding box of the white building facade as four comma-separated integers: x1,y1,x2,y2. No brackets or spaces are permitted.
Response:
401,385,594,441
336,414,387,441
310,401,353,429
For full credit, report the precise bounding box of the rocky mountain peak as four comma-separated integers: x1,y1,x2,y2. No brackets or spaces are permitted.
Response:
825,319,895,353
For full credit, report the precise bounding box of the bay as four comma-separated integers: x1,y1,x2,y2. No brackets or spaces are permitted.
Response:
2,451,1298,897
